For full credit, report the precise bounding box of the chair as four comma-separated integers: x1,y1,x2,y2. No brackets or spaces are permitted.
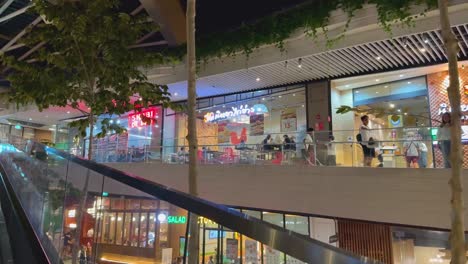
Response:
220,147,239,164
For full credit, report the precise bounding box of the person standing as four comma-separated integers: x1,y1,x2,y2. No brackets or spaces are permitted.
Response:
437,112,452,168
403,139,420,168
303,128,314,164
359,115,376,167
418,141,428,168
326,135,336,166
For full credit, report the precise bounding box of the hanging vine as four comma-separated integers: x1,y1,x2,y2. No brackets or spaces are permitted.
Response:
166,0,438,62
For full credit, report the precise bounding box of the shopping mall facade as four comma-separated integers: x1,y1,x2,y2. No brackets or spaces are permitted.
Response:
2,2,468,264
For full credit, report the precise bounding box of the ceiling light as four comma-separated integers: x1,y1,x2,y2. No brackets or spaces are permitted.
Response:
256,77,260,82
278,95,282,98
375,79,380,82
66,111,70,114
376,91,379,94
397,109,401,112
298,58,302,68
345,85,350,88
28,118,32,121
293,93,296,96
407,81,412,84
355,91,359,93
376,56,381,60
399,74,404,77
301,105,305,108
404,112,408,115
262,97,265,101
389,103,395,108
174,92,178,96
384,85,388,88
222,105,225,108
462,65,465,70
419,48,426,53
424,39,429,44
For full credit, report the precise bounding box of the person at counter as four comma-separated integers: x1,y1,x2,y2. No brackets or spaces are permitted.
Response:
262,135,272,150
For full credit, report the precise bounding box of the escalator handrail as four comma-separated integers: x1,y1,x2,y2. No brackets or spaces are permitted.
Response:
15,137,379,264
0,161,51,264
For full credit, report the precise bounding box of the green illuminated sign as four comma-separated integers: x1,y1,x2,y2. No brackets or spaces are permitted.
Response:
168,215,186,224
102,192,109,197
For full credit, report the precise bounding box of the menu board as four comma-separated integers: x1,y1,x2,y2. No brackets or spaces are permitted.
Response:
250,114,264,136
281,108,297,133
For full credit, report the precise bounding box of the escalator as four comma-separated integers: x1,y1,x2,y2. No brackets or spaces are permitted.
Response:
0,136,378,264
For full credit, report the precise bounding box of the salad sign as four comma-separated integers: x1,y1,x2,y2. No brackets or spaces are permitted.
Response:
204,104,268,123
167,215,187,224
128,107,159,128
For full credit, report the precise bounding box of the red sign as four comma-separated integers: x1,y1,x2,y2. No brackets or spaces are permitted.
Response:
128,107,159,128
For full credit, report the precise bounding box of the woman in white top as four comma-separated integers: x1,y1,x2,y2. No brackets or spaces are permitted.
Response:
437,112,452,168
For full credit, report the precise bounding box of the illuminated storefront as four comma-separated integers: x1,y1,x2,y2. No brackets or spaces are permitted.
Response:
163,86,307,158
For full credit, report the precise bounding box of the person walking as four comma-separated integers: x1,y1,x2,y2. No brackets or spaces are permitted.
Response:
437,112,452,168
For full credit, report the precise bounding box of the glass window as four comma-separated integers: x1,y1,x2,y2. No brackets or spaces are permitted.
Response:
102,197,110,210
111,198,125,210
285,215,309,235
141,200,158,210
115,213,124,245
123,212,131,246
130,213,140,247
140,213,148,247
262,212,284,227
148,213,156,248
262,212,284,264
212,96,225,106
101,212,111,243
225,94,237,103
242,209,261,220
126,199,140,210
109,213,117,244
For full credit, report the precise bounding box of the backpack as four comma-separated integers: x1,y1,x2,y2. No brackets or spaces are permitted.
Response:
356,133,362,143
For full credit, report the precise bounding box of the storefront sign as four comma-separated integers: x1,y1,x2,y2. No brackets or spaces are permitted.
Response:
128,107,158,128
167,215,187,224
204,104,267,123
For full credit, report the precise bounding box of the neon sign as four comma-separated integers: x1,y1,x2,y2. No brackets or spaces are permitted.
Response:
167,215,186,224
203,104,267,123
128,107,159,128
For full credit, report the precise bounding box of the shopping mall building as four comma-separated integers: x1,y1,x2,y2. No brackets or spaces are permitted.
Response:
2,1,468,264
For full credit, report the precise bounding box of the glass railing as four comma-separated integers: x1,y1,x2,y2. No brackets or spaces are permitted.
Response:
0,135,376,264
50,126,466,168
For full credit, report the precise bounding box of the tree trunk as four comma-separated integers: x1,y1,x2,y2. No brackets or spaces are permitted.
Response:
438,1,466,263
186,0,200,263
72,116,94,264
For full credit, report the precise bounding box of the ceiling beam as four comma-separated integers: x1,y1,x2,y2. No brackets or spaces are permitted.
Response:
0,4,32,24
139,0,186,46
1,16,42,53
0,0,15,16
